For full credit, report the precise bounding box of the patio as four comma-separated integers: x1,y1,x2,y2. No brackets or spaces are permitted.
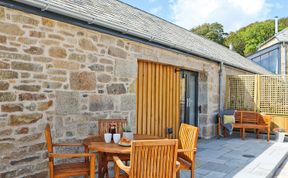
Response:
101,134,286,178
1,1,288,177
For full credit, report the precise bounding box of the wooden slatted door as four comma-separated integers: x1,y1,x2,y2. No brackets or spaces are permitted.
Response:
137,61,181,138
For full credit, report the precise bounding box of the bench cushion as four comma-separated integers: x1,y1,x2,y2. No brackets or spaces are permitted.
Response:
224,115,235,124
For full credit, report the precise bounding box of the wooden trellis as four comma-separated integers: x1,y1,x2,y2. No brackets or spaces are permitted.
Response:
226,75,288,115
225,75,257,111
259,75,288,115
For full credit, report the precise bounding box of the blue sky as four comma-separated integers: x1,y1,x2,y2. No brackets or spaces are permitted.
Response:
121,0,288,32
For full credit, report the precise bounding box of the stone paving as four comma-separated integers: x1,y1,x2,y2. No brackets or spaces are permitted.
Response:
105,134,287,178
181,135,277,178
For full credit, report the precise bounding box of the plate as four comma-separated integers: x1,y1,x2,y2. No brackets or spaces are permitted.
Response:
118,142,131,147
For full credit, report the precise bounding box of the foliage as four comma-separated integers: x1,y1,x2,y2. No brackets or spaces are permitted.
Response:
123,124,132,132
191,22,227,45
225,17,288,56
191,18,288,56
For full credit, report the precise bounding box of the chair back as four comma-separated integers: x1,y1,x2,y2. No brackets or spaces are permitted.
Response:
179,124,199,162
45,124,53,153
98,119,128,136
129,139,178,178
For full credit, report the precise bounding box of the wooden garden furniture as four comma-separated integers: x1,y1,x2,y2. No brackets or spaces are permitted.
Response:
83,134,161,178
113,139,180,178
218,110,271,141
45,124,96,178
177,124,199,178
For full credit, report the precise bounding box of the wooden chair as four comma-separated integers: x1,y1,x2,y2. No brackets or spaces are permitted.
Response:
177,124,199,178
45,124,96,178
98,119,129,177
113,139,180,178
98,119,128,136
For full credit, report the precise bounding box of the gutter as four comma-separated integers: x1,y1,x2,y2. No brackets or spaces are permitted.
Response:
4,0,265,74
12,0,220,62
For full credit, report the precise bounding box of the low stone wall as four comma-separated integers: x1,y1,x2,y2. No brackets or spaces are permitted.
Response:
0,5,249,177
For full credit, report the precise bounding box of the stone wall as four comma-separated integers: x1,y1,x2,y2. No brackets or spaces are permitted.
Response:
0,6,251,177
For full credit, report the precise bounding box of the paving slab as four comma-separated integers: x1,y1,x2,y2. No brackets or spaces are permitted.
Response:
233,142,288,178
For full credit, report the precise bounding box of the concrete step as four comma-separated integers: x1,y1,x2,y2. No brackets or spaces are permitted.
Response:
274,156,288,178
233,142,288,178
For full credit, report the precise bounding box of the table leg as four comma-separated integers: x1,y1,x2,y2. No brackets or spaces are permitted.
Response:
98,152,104,178
243,128,246,140
103,153,109,178
84,145,89,163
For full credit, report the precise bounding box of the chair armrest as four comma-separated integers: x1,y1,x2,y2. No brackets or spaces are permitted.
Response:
52,143,84,147
113,156,131,174
218,113,223,126
263,115,271,125
49,153,95,158
177,148,197,153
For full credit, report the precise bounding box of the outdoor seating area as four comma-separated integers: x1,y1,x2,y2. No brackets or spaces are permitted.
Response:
100,135,287,178
218,110,271,141
1,1,288,178
45,122,199,178
43,120,288,178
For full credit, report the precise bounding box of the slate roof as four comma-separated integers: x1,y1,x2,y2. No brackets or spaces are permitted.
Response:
258,28,288,49
275,28,288,42
14,0,270,74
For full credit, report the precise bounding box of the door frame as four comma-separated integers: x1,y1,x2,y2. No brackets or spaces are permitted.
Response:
181,69,199,126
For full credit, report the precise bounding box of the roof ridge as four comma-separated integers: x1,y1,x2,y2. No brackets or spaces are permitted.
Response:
117,0,248,60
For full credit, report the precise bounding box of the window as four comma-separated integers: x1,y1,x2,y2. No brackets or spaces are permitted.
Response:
250,45,281,74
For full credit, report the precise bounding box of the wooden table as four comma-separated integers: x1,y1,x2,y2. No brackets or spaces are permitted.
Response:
83,134,162,178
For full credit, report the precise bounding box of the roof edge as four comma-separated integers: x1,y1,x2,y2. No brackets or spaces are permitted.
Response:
5,0,269,74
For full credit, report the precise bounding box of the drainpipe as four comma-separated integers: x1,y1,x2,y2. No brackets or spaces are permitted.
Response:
283,42,287,77
219,62,224,113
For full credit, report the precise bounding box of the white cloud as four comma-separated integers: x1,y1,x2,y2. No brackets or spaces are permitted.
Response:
170,0,272,32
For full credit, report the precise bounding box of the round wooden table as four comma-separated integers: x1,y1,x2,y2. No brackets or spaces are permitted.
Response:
83,134,161,178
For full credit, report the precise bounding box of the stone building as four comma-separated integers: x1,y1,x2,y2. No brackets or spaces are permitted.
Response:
0,0,269,177
248,27,288,75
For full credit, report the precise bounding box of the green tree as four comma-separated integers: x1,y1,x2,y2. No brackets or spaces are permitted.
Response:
191,22,227,45
225,17,288,56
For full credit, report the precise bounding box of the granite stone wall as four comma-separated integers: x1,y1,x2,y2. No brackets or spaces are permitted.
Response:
0,6,250,177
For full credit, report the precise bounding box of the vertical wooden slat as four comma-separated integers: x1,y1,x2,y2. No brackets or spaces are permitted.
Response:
176,70,181,138
162,66,167,137
137,62,143,134
155,64,159,136
159,64,163,137
151,64,155,136
142,62,147,135
169,67,173,137
172,69,176,138
147,63,151,135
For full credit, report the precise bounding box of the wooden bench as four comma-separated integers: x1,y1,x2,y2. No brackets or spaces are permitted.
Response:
218,111,271,141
